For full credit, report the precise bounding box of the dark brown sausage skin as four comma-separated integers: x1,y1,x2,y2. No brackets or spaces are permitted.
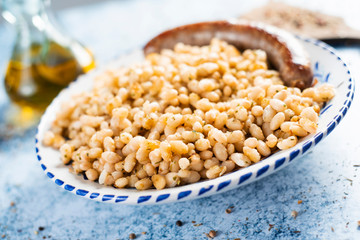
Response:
144,20,313,89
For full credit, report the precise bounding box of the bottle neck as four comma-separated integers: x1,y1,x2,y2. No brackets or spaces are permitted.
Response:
1,0,71,49
1,0,50,25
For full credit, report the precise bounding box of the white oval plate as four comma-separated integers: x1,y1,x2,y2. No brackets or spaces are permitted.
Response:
35,37,354,205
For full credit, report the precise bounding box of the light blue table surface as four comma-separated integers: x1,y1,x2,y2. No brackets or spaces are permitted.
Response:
1,0,360,239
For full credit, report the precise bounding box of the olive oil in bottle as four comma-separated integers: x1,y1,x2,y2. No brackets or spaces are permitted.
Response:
1,0,95,130
5,42,95,110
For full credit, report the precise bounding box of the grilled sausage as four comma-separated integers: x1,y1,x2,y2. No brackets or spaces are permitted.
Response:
144,20,313,89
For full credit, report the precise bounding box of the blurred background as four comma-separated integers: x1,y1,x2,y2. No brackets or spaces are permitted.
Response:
1,0,359,68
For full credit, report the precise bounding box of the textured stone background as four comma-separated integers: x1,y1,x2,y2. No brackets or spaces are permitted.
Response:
0,0,359,239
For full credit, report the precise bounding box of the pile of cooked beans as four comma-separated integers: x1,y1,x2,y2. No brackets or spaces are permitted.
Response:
43,39,334,190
